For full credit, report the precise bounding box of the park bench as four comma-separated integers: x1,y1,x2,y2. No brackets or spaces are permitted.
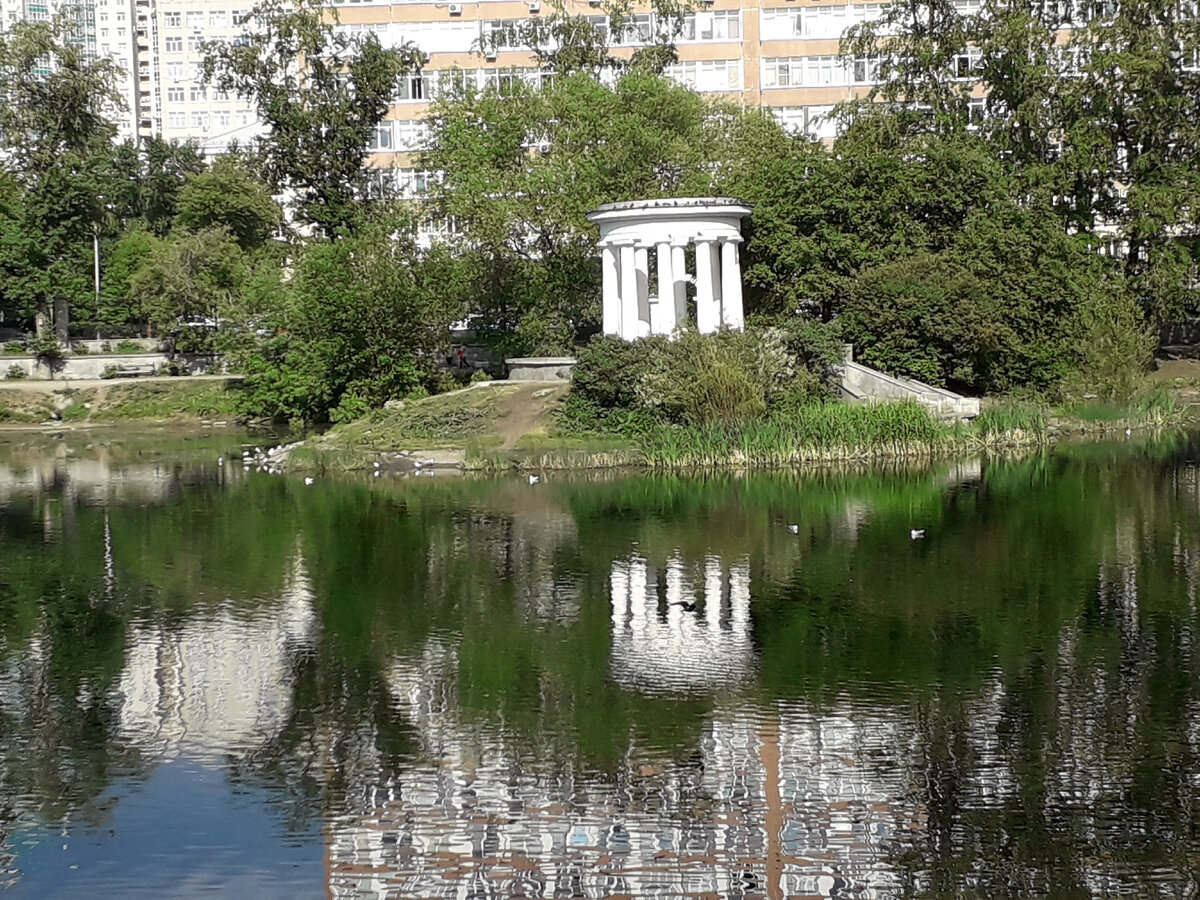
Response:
112,362,157,377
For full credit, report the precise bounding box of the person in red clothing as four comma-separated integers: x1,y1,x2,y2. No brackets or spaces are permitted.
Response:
457,346,467,369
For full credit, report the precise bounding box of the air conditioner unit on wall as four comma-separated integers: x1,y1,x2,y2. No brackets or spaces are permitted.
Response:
528,1,540,11
484,48,497,60
448,2,463,15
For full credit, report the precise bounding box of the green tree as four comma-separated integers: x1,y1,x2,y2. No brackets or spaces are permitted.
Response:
717,109,1012,321
0,15,123,333
227,224,464,423
175,159,283,251
99,137,208,236
422,69,734,352
841,0,1200,321
128,228,246,351
202,0,425,237
95,227,159,328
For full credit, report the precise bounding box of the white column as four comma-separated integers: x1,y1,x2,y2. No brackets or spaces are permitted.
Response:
720,238,744,330
634,246,651,338
601,244,620,336
619,243,638,341
671,243,688,327
652,241,675,334
694,239,719,334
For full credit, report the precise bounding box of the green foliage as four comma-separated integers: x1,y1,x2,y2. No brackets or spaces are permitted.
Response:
128,227,245,352
0,16,123,330
839,204,1150,396
973,400,1050,437
28,332,62,362
202,0,425,237
568,322,842,430
224,225,462,424
422,70,739,352
840,0,1200,321
174,161,282,251
5,364,26,380
635,401,951,467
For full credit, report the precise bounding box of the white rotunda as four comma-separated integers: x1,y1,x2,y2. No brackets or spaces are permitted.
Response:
587,197,752,341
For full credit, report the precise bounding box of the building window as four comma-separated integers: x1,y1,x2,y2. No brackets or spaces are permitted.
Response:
759,8,804,39
395,72,429,101
368,122,393,150
191,112,209,129
167,86,184,102
681,9,740,40
189,86,206,101
210,10,226,26
852,56,880,84
395,120,428,150
187,35,203,51
215,111,231,127
762,57,799,88
163,11,181,27
186,11,203,28
666,59,742,91
168,111,186,127
164,36,182,52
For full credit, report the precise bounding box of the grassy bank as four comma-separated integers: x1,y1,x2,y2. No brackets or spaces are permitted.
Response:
0,378,245,425
291,380,1194,475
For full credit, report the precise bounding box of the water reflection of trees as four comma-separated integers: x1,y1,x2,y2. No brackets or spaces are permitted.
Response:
5,442,1200,895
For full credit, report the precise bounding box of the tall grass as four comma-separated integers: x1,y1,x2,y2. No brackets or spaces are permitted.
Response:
637,401,955,467
973,399,1050,440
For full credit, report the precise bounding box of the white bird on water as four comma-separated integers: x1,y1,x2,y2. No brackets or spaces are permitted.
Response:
787,524,800,534
304,476,315,486
910,529,925,540
528,474,540,485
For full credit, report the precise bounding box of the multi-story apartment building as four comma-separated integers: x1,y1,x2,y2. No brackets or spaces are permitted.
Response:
5,0,905,164
2,0,261,149
333,0,904,188
150,0,260,150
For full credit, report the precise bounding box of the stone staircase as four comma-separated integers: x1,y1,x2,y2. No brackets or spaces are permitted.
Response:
838,347,980,421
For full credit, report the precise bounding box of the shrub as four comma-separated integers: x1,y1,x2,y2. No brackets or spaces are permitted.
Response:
5,365,27,380
71,343,90,355
681,362,766,424
116,340,143,354
569,334,663,413
469,369,492,384
29,333,63,362
568,322,842,428
4,341,26,355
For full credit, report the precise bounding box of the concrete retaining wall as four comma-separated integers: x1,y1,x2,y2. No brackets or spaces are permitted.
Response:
506,357,577,382
2,353,222,381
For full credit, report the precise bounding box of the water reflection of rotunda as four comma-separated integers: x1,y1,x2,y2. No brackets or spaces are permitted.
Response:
609,553,756,693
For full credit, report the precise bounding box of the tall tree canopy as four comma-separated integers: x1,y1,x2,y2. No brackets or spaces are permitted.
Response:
202,0,426,236
0,15,124,330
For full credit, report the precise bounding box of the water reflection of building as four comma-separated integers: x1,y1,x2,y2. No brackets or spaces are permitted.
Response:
609,554,756,693
115,553,317,761
0,459,188,505
324,550,925,899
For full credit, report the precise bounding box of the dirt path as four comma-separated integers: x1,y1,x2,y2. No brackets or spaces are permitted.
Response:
488,383,569,448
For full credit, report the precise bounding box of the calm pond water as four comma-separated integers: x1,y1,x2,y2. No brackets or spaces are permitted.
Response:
2,430,1200,898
